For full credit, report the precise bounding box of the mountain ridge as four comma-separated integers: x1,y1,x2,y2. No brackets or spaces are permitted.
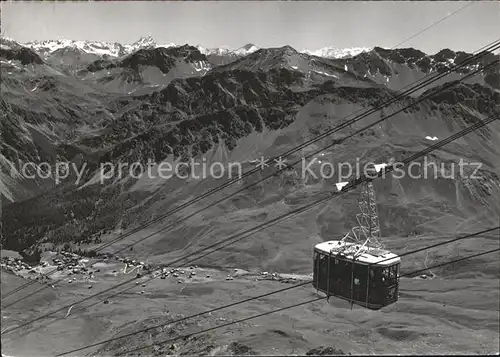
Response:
20,36,385,60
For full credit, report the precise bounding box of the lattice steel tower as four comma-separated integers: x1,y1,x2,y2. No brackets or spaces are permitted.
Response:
338,168,384,256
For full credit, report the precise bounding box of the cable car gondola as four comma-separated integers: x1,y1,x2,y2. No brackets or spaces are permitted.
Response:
313,169,400,310
313,240,400,310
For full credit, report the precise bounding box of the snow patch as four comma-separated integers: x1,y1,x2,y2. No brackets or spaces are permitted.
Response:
335,182,349,191
193,61,211,72
373,163,387,173
313,70,338,78
1,60,21,70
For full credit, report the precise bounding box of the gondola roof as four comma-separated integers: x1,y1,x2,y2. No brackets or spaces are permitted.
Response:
315,240,400,266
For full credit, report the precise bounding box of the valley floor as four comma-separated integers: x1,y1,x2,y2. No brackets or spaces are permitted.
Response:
1,257,499,356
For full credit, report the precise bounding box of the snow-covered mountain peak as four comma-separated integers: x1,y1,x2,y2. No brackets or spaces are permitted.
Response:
233,43,259,56
21,36,373,60
196,43,259,57
198,45,232,56
22,36,173,58
128,35,156,50
301,46,373,59
25,39,128,57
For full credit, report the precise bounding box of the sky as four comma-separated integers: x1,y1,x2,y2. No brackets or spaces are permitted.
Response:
1,1,499,53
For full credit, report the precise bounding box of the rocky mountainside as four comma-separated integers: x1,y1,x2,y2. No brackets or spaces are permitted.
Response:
1,36,499,269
